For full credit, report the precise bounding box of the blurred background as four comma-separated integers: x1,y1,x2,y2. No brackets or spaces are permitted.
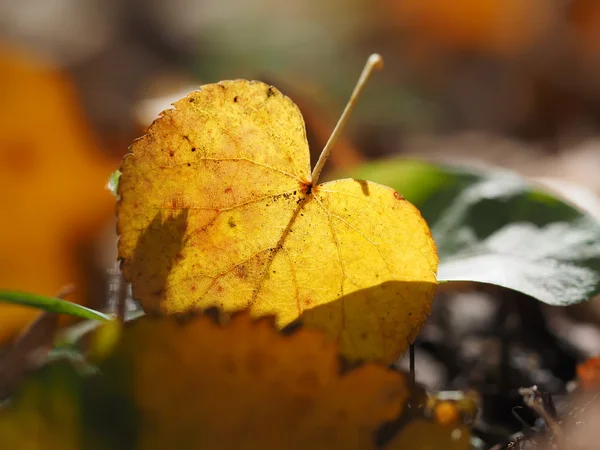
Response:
2,0,600,444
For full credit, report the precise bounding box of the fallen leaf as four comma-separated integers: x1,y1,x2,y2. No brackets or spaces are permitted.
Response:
117,80,438,362
0,310,411,450
0,45,116,345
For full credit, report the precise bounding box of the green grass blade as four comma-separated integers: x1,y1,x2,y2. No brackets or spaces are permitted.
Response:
0,290,112,321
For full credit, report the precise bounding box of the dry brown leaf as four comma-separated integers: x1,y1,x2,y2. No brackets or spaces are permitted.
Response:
0,310,412,449
0,309,474,449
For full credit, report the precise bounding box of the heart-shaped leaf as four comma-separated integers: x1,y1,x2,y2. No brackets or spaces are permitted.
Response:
116,79,438,362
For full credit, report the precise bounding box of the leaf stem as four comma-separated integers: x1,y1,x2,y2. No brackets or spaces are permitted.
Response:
311,53,383,185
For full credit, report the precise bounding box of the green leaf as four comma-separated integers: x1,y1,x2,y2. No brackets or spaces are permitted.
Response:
0,290,112,321
346,159,600,306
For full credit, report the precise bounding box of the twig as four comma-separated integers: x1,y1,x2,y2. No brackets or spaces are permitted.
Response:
519,386,563,442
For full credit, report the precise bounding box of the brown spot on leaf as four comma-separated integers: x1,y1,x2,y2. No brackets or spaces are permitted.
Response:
393,191,404,200
234,265,246,279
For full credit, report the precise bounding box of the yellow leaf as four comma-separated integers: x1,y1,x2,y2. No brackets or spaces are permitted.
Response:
112,312,409,449
0,311,411,450
117,78,438,363
1,310,471,449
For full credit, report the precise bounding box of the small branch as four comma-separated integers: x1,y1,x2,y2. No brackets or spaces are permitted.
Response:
519,386,563,442
310,53,383,185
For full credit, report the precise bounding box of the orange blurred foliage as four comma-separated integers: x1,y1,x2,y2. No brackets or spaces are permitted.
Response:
387,0,554,57
569,0,600,74
0,311,413,449
577,356,600,391
0,45,116,345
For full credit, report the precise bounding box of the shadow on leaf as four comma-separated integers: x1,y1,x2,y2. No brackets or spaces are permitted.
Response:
290,280,437,364
129,209,189,313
